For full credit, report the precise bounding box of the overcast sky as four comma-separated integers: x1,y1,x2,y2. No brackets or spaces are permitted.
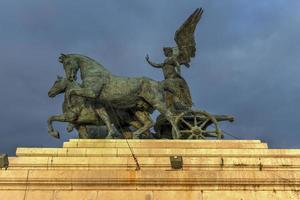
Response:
0,0,300,155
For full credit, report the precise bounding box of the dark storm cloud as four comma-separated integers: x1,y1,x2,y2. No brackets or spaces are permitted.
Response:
0,0,300,155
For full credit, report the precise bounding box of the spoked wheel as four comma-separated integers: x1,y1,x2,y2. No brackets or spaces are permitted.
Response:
172,110,223,139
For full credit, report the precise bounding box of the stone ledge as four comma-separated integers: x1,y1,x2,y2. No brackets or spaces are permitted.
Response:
1,169,300,190
7,156,300,171
63,140,268,149
1,190,300,200
15,147,300,157
69,139,263,142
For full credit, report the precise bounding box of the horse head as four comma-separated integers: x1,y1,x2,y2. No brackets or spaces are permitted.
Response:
48,76,69,98
59,53,79,81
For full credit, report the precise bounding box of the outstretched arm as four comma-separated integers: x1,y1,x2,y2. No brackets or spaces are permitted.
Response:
145,54,163,68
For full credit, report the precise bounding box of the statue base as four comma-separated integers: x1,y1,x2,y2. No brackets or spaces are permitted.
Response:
1,139,300,199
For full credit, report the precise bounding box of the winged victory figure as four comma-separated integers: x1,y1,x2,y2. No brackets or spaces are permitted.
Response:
146,8,203,111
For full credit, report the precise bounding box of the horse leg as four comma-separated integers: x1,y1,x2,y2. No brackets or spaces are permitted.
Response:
152,102,180,139
114,123,132,139
129,120,141,139
95,107,117,139
143,96,180,139
131,111,154,139
141,84,180,139
67,87,117,138
76,125,89,139
47,115,68,139
66,123,75,132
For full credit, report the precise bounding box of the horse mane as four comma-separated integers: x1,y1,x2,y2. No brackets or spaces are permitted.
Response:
67,53,110,75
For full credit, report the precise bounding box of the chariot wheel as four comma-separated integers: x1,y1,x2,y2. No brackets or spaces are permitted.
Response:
171,110,223,139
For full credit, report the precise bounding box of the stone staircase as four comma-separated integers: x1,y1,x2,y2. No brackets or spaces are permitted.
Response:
1,139,300,199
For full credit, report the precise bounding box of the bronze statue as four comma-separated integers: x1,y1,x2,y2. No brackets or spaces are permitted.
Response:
48,8,234,140
47,76,154,139
146,8,203,110
59,53,181,138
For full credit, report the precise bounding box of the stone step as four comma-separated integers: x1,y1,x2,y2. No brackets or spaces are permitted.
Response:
16,147,300,157
63,139,268,149
1,169,300,191
2,139,300,199
8,156,300,171
0,190,299,200
69,139,263,143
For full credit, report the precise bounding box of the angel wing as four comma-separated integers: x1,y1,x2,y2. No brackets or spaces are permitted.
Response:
174,8,203,65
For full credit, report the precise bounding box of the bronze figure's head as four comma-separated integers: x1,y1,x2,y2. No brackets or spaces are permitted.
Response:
59,53,78,81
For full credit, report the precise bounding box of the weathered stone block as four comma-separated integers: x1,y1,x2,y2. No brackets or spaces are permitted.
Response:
1,139,300,199
0,154,9,169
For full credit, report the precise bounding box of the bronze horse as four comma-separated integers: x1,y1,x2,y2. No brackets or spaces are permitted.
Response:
47,76,154,139
59,53,181,139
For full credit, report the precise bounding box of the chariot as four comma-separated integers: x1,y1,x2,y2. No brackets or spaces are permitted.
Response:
154,109,234,139
48,8,235,140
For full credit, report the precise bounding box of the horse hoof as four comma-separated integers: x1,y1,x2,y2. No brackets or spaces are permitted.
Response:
105,135,113,139
105,132,114,139
49,131,60,139
140,133,153,139
132,133,140,139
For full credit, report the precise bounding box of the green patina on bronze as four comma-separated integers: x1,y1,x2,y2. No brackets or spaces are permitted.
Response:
145,8,204,110
48,76,154,139
48,8,234,140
